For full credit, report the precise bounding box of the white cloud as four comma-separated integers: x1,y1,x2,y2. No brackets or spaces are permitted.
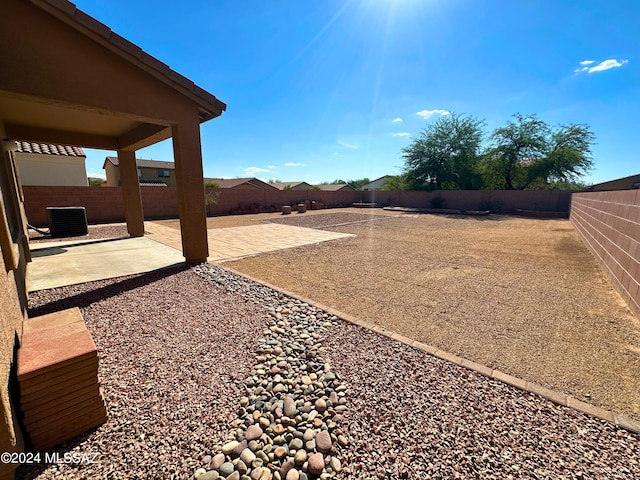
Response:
267,165,276,169
588,59,628,73
284,162,305,167
574,58,629,74
244,166,271,175
392,117,403,123
337,139,359,149
332,152,339,156
416,109,450,119
392,132,411,137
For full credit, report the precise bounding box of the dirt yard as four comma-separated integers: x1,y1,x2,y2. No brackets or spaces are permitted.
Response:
208,209,640,420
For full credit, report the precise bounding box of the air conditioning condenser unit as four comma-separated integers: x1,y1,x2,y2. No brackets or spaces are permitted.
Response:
46,207,88,237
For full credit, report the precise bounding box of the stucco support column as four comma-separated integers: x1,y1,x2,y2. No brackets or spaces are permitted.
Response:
172,117,208,263
117,150,144,237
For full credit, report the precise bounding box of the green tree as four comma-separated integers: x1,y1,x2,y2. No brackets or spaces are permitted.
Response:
325,178,371,190
482,114,595,190
88,177,104,186
401,113,484,190
380,175,409,191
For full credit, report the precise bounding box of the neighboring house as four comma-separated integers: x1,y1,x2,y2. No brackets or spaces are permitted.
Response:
270,181,313,190
204,177,278,190
315,183,356,192
584,173,640,191
103,157,176,187
362,175,393,191
14,141,88,186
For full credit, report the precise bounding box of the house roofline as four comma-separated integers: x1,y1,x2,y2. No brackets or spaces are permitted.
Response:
30,0,226,122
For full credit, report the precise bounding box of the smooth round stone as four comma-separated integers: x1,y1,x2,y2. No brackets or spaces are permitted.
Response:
283,396,297,418
337,435,348,446
219,462,234,476
211,453,226,470
235,460,248,474
315,430,332,453
315,399,326,413
222,441,239,455
256,450,269,463
227,472,240,480
246,424,263,441
285,469,300,480
305,439,315,451
274,346,283,355
312,418,323,428
303,429,315,441
274,446,288,458
301,376,312,385
250,467,265,480
307,453,324,476
289,438,303,450
272,424,285,435
273,384,287,393
193,468,207,479
329,457,342,472
240,448,256,465
252,458,264,469
293,449,307,466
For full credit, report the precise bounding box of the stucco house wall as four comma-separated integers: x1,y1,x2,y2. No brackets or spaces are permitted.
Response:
103,157,176,187
14,143,88,186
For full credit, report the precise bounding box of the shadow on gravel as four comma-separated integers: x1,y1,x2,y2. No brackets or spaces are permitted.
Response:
28,264,191,318
16,427,101,480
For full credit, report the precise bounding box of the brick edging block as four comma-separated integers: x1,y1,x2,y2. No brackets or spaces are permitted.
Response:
215,263,640,435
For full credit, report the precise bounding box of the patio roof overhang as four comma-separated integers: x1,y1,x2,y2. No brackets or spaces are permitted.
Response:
0,0,226,262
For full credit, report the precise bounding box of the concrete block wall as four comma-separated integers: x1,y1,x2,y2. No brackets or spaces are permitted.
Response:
363,189,571,213
23,186,574,226
570,190,640,316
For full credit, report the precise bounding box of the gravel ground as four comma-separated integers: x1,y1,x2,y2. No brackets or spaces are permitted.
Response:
15,264,640,479
224,211,640,420
18,267,268,479
28,224,129,243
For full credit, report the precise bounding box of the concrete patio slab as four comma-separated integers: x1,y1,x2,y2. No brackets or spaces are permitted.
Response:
27,236,185,292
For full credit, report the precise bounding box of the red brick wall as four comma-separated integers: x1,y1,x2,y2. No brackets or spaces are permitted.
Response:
570,190,640,316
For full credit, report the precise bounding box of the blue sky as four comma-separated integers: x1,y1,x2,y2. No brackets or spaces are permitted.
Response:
77,0,639,185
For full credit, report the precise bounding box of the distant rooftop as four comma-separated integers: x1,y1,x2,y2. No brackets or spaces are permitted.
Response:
104,157,175,170
315,183,355,191
203,177,277,190
15,141,85,157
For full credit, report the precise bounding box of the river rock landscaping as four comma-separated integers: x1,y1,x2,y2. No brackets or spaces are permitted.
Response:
190,264,346,480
